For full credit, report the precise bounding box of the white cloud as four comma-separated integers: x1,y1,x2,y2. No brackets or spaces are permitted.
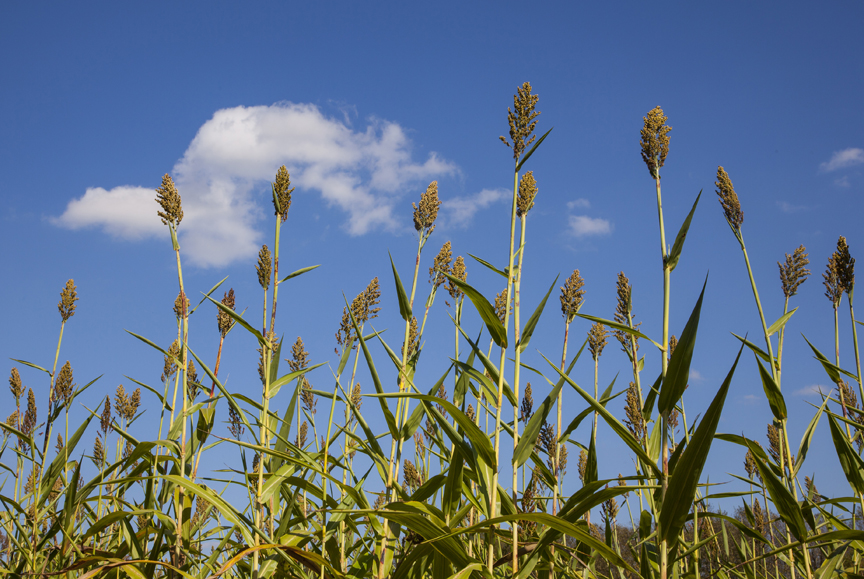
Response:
777,201,807,213
441,188,508,228
54,102,458,267
835,176,851,188
820,148,864,172
794,384,828,396
567,198,590,210
568,215,612,238
689,369,705,381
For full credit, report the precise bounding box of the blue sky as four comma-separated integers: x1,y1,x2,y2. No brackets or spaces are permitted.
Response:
2,1,863,504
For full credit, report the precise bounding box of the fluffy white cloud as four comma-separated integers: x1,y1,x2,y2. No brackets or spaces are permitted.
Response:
568,215,612,238
820,147,864,172
441,188,508,228
566,198,590,209
54,102,458,267
794,384,828,396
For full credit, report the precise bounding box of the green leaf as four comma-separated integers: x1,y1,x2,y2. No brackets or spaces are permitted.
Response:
827,413,864,496
269,362,326,398
803,334,858,382
767,307,798,336
659,342,741,550
516,127,554,172
389,252,412,321
123,332,180,364
189,275,228,316
585,434,598,485
541,352,662,477
794,395,829,477
517,275,558,353
731,332,774,366
575,313,662,350
744,439,808,541
466,253,508,279
666,190,701,272
443,272,507,348
9,358,50,374
279,264,321,283
659,275,707,415
755,355,787,420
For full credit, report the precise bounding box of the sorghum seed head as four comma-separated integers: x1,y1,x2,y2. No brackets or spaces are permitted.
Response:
273,165,295,222
162,340,181,382
494,288,510,324
412,181,441,235
715,166,744,230
624,381,645,441
100,396,112,435
173,291,189,319
520,382,534,424
9,368,24,401
256,245,272,291
613,272,640,353
403,460,423,492
351,383,363,410
22,388,37,438
296,421,308,448
466,404,476,423
403,316,419,359
578,449,588,483
516,171,538,217
779,245,811,299
500,82,540,163
668,335,678,361
430,241,452,289
93,436,104,462
217,289,236,336
824,250,844,307
836,236,855,294
448,256,466,302
155,174,183,228
288,337,309,373
588,322,608,360
560,270,586,323
55,361,74,407
639,106,671,178
187,358,200,401
58,280,78,322
228,406,245,439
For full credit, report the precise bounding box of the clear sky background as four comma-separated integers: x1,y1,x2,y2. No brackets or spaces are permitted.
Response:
2,1,863,506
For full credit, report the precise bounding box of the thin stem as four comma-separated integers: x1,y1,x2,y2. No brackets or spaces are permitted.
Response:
512,213,527,574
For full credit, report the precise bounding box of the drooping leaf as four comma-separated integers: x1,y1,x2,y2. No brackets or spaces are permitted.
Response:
827,413,864,496
443,272,507,348
755,355,787,420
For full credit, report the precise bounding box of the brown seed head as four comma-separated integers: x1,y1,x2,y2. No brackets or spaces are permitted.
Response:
288,337,310,373
560,270,586,324
350,383,363,411
494,288,510,324
100,396,112,436
715,166,744,230
836,236,855,294
516,171,538,217
9,368,24,401
93,435,104,463
613,272,640,353
577,448,588,483
767,423,793,465
624,381,645,442
744,449,759,480
155,174,183,228
217,289,236,336
588,322,608,360
412,181,441,235
55,361,74,407
58,280,78,322
639,106,671,178
668,335,678,361
301,378,316,415
173,291,189,319
403,316,419,359
56,433,64,453
296,421,308,448
466,404,476,423
403,459,423,492
130,388,141,418
500,82,540,163
430,241,452,289
256,245,272,291
22,388,37,438
779,245,811,299
824,251,844,307
187,358,200,401
839,380,858,412
447,256,467,302
161,340,181,382
520,382,534,424
601,493,619,524
228,406,245,439
273,165,295,222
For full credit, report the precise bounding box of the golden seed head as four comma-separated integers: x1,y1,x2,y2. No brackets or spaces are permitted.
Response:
273,165,295,222
805,476,819,500
836,236,855,294
779,245,811,298
217,288,236,337
336,278,382,348
295,421,308,448
466,404,476,423
6,410,19,430
766,423,793,465
839,380,858,411
516,171,538,217
520,382,534,424
639,106,671,178
430,241,453,289
256,245,272,291
288,337,310,373
447,256,467,303
588,322,608,360
173,291,189,319
668,335,678,361
412,181,441,235
494,288,511,324
22,388,37,437
93,436,104,462
228,406,244,439
744,448,759,480
824,251,844,307
55,361,75,407
618,474,628,496
56,433,64,452
9,368,24,401
100,396,112,435
301,378,316,415
403,459,423,492
187,358,200,402
624,381,645,442
161,340,181,382
560,269,586,323
602,494,619,523
500,81,540,163
715,166,744,230
351,383,363,410
58,279,78,322
577,448,588,483
403,316,419,358
669,408,679,429
613,272,640,353
155,174,183,228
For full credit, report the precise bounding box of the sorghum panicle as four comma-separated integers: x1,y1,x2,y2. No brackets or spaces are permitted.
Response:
273,165,295,222
430,241,452,288
516,171,538,217
447,256,467,303
58,279,78,322
715,166,744,230
256,245,272,291
500,81,540,163
560,270,586,324
588,322,608,360
412,181,441,235
217,288,236,337
155,174,183,228
779,245,811,298
639,106,671,178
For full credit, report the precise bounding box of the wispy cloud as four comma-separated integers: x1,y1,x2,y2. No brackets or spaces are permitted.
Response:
567,198,590,210
794,384,828,396
441,188,508,228
53,102,458,267
820,147,864,172
835,176,851,188
689,369,705,381
568,215,612,238
777,201,807,213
